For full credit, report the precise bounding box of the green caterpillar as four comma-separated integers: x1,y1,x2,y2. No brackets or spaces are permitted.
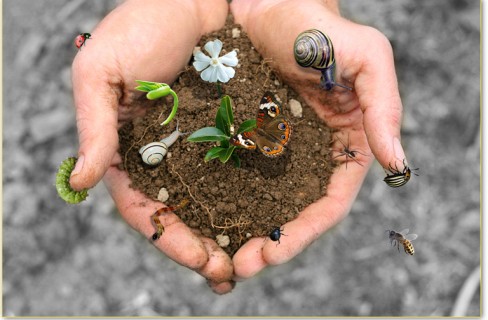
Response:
55,157,89,204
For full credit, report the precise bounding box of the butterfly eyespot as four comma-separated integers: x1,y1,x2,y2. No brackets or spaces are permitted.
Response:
263,146,271,152
281,135,286,139
278,123,287,130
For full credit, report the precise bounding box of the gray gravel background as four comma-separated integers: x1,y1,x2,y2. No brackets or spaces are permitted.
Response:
3,0,480,316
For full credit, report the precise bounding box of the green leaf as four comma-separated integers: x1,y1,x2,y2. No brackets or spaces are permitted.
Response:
237,119,257,134
215,111,227,135
204,147,226,162
231,153,241,168
215,95,234,135
220,139,230,149
187,127,229,142
219,146,236,163
135,80,167,92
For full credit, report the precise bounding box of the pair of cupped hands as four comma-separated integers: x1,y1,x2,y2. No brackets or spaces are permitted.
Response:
69,0,406,294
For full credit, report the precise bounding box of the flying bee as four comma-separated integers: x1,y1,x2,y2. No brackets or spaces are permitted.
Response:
332,133,368,169
383,159,419,188
386,229,418,255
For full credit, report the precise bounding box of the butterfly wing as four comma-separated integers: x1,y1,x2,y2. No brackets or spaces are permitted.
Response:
229,130,257,150
256,92,283,127
254,116,292,157
230,92,291,156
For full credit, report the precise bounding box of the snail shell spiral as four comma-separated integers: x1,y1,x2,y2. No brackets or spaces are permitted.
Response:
294,29,334,70
139,142,168,165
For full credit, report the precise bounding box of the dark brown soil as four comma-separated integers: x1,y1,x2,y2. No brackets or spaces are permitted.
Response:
118,16,336,256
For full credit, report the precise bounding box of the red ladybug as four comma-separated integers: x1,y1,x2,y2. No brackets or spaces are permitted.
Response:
74,33,91,50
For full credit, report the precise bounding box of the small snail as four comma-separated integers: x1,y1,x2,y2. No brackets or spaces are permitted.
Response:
294,29,352,91
139,123,186,165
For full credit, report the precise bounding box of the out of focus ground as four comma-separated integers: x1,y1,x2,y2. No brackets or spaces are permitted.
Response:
3,0,480,316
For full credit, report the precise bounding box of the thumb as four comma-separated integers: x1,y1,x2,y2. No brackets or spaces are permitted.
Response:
69,58,119,191
355,29,407,170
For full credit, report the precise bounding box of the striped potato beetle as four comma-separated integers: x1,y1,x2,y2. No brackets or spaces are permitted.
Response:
383,159,419,188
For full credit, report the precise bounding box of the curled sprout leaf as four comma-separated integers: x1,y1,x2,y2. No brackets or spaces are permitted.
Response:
135,80,179,126
55,157,89,204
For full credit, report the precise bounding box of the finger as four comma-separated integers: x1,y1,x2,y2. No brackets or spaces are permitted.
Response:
198,238,235,294
265,159,371,264
353,27,407,170
103,166,209,270
207,280,236,295
233,158,370,278
69,53,120,191
232,238,268,280
197,238,234,284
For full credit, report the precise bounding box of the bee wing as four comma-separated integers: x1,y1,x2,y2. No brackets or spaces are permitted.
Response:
398,228,409,235
405,234,418,241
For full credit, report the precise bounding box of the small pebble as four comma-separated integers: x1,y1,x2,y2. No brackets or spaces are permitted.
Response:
216,234,230,247
289,99,303,118
157,188,169,202
232,28,241,38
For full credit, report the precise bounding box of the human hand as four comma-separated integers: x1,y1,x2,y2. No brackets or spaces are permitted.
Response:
69,0,236,294
230,0,406,279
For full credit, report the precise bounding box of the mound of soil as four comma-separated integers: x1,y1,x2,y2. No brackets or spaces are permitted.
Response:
119,16,336,256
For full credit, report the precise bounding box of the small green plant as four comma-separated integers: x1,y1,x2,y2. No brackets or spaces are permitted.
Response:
134,80,179,126
187,95,255,167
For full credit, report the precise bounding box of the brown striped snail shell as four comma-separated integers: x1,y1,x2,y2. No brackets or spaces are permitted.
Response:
294,29,352,91
294,29,334,70
139,123,185,165
139,142,168,165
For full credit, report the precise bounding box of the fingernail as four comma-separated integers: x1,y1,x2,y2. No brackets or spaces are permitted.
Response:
392,137,406,163
71,154,84,176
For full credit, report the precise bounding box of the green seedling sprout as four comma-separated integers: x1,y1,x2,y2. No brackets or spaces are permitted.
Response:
187,95,256,168
135,80,179,126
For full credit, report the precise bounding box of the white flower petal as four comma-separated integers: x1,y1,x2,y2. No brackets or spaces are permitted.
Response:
193,50,211,61
221,65,236,82
216,65,235,83
219,51,238,67
193,50,211,71
204,39,223,58
193,60,210,72
201,66,218,83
